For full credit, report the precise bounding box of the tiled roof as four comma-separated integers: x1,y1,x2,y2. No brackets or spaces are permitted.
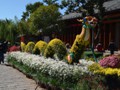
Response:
103,0,120,11
61,12,82,20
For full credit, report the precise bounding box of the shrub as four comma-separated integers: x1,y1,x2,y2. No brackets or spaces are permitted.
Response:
44,38,67,60
20,42,26,52
33,40,47,55
25,41,35,53
99,55,120,68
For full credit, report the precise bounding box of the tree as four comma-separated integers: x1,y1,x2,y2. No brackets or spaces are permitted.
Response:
0,20,6,40
17,20,29,35
22,2,43,20
61,0,105,17
27,5,61,35
0,19,18,45
61,0,85,14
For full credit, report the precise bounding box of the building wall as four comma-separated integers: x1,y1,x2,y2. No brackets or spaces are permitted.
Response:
57,19,82,46
102,11,120,50
115,23,120,49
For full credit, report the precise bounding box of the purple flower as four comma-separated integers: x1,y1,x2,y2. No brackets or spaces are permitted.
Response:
99,55,120,68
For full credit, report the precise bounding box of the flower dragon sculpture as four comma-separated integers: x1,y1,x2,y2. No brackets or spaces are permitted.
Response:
67,16,98,63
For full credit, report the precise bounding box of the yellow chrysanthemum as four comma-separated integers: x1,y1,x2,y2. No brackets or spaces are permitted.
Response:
117,69,120,76
105,68,118,75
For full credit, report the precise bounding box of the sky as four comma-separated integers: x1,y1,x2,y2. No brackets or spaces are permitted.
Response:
0,0,64,20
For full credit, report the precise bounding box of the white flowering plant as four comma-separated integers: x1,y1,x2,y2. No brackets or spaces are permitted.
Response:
6,51,95,89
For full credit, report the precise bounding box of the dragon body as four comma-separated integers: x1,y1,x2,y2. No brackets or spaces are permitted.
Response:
68,16,97,63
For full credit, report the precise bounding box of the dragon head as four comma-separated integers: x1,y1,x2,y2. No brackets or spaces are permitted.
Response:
77,16,98,29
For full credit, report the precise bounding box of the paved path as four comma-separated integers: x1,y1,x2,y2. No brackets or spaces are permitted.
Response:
0,64,46,90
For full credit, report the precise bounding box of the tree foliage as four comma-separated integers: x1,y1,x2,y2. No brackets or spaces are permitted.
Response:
61,0,84,14
17,20,29,35
22,2,43,20
0,19,18,44
27,5,61,35
61,0,105,19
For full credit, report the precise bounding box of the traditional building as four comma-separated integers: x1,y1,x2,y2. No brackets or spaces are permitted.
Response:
102,0,120,50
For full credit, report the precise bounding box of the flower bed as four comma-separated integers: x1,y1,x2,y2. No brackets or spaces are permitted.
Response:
6,51,107,90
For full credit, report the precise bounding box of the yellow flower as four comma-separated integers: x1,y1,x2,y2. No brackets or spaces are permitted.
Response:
117,69,120,76
105,68,118,75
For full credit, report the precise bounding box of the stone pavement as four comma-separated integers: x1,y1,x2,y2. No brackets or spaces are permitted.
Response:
0,64,46,90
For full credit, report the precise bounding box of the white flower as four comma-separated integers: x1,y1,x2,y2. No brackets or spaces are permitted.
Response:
7,51,92,82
